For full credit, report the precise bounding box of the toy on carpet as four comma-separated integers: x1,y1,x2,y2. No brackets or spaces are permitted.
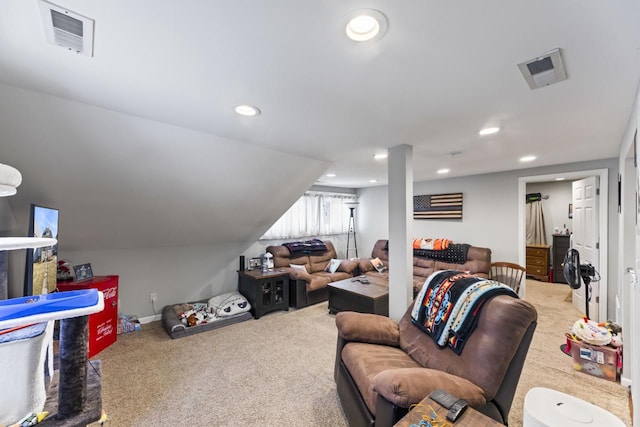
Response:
177,292,252,327
2,411,49,427
98,409,108,425
572,317,611,346
601,320,623,347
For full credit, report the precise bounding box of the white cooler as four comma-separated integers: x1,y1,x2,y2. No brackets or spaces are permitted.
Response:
523,387,625,427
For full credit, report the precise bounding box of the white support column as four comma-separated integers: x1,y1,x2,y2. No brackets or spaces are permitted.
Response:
388,144,413,321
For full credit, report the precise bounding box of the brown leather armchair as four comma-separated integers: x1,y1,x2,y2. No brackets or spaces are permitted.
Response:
334,295,537,426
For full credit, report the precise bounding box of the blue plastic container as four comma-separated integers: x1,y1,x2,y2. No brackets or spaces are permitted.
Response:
0,289,99,323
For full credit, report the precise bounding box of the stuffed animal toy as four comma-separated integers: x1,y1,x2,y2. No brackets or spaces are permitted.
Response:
602,320,623,347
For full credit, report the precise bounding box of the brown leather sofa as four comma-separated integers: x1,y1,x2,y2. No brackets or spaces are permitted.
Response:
334,295,537,426
267,240,358,308
358,239,492,295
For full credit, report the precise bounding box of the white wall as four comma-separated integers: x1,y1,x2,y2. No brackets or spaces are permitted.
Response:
55,233,350,319
357,158,620,317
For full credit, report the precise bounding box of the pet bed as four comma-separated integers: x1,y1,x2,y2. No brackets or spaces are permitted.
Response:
162,291,252,339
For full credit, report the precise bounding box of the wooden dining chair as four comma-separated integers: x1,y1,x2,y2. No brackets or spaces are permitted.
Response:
490,262,527,294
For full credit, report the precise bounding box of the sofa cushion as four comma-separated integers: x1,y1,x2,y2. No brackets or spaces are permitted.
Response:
337,259,358,274
308,241,337,273
358,259,376,273
341,342,420,415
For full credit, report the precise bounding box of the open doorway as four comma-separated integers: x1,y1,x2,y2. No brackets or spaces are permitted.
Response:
518,169,609,322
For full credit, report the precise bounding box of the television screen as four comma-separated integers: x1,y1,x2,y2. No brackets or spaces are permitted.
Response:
24,204,59,296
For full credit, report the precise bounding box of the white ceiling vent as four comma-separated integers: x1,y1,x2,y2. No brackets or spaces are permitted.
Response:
39,0,94,57
517,49,567,90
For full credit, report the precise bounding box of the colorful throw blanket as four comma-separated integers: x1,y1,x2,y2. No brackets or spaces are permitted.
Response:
413,243,470,264
283,238,328,254
411,270,518,354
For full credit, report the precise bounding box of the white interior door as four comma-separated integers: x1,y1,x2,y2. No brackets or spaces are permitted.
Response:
572,176,600,321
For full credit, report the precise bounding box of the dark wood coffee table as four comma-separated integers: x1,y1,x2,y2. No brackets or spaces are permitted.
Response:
327,276,389,316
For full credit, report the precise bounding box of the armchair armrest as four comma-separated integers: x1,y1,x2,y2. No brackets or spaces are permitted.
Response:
372,368,487,410
335,312,399,347
286,268,313,282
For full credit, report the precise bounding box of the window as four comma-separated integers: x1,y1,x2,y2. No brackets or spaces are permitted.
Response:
261,192,357,240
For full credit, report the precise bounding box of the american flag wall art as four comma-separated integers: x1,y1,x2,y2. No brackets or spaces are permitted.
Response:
413,193,463,219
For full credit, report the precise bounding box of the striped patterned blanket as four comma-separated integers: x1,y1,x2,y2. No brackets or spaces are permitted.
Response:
411,269,518,354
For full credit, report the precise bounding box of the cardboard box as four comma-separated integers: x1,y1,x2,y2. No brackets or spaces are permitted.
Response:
568,338,620,382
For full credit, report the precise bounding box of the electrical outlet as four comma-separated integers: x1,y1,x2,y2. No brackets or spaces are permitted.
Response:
150,292,158,302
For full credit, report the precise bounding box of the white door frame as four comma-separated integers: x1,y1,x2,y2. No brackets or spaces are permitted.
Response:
518,168,608,322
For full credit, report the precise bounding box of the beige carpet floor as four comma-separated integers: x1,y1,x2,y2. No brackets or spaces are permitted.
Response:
90,279,631,426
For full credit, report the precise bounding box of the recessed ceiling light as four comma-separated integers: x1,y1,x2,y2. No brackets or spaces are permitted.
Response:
479,127,500,136
373,153,388,160
234,105,261,117
369,179,379,183
437,169,450,174
345,9,388,42
326,173,336,178
520,155,537,162
555,177,566,181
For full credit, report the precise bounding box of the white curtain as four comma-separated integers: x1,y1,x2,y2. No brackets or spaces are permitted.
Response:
526,200,547,245
261,192,356,240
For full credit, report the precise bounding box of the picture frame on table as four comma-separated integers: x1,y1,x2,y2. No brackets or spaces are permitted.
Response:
73,263,94,281
248,257,262,270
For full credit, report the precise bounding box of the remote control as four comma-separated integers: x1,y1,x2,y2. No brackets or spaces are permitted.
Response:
446,399,468,422
428,389,458,409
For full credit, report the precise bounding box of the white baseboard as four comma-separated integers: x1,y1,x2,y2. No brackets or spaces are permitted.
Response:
139,314,161,324
621,376,632,388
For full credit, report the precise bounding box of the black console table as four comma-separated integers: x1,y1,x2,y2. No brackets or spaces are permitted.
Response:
238,270,289,318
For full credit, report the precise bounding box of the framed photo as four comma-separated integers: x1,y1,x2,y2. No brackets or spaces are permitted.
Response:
248,257,262,270
73,263,94,281
568,203,573,219
24,204,58,296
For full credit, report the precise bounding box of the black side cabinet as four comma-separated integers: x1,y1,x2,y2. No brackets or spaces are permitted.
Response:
238,270,289,318
552,234,571,283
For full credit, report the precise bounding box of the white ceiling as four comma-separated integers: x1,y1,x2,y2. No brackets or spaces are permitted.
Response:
1,0,640,250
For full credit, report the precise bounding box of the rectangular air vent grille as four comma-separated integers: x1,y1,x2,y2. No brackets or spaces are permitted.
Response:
40,1,94,57
518,49,567,90
51,10,84,51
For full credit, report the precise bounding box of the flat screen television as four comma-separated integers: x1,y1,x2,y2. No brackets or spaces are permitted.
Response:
24,204,59,296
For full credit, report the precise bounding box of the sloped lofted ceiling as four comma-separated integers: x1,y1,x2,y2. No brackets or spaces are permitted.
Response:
0,0,639,251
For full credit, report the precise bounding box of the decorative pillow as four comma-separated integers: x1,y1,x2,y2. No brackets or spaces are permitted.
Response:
208,292,251,317
289,263,308,273
370,257,386,273
324,259,342,273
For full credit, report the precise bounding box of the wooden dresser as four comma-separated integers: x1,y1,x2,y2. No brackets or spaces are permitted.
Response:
526,244,550,282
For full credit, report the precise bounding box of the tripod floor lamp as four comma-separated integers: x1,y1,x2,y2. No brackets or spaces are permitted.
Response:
346,202,358,259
